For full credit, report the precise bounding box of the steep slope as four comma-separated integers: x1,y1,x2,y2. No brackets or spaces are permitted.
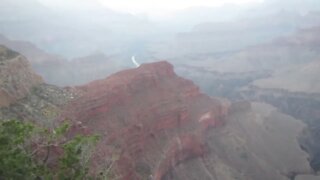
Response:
0,45,43,107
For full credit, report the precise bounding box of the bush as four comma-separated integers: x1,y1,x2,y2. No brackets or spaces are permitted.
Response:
0,120,99,180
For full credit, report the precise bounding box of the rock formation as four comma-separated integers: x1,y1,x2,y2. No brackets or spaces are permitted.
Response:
0,45,42,107
62,61,229,179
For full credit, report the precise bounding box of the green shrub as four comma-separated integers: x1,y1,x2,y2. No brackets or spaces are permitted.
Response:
0,120,99,180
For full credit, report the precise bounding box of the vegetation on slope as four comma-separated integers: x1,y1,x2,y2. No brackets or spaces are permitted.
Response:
0,120,100,179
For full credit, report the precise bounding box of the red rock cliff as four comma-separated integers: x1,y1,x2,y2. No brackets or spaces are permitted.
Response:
62,61,229,179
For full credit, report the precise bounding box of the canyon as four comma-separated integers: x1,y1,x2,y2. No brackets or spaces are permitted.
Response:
1,1,320,179
0,46,317,179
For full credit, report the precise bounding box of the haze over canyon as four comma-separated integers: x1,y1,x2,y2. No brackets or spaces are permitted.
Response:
0,0,320,179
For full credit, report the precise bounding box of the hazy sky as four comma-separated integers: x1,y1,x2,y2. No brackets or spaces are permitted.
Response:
39,0,263,18
99,0,262,12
